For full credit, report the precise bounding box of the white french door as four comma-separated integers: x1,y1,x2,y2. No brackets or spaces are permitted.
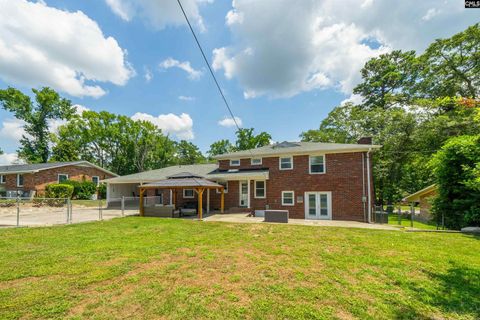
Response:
305,192,332,220
239,180,249,207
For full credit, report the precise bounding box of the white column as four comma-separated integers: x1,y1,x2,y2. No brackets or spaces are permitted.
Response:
169,189,173,205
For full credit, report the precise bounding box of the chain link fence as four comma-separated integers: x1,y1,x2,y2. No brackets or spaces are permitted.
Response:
0,196,144,227
374,204,445,230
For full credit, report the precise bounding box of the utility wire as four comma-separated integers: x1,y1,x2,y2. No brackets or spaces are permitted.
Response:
176,0,242,133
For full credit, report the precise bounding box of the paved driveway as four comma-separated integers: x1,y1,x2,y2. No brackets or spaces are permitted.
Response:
204,213,400,230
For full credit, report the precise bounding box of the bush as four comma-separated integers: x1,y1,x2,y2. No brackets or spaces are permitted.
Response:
45,184,74,199
431,135,480,229
63,180,97,200
97,183,106,200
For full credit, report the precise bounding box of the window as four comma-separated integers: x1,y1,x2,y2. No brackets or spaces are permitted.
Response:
251,158,262,165
309,155,325,174
92,176,100,186
58,174,69,183
0,175,5,184
255,180,266,198
230,159,240,166
17,174,24,187
183,189,194,198
282,191,294,206
216,181,228,193
279,156,293,170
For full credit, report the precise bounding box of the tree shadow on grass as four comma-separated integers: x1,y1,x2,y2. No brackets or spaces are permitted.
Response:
401,263,480,319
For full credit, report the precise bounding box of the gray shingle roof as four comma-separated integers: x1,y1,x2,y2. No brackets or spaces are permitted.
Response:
214,141,381,160
142,177,223,189
0,161,118,176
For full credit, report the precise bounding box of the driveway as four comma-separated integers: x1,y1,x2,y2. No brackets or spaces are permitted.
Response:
204,213,400,231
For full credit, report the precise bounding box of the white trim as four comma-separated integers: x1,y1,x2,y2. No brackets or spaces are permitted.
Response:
92,176,100,186
16,174,24,187
279,156,293,170
281,191,295,206
183,188,194,199
239,180,250,207
230,159,240,166
251,158,262,165
58,173,69,183
304,191,332,220
309,155,326,174
0,175,5,184
254,180,266,199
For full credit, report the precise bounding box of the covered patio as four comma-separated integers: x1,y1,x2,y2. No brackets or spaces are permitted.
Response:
138,173,225,220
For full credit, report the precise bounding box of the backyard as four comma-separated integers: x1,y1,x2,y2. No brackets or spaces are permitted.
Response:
0,218,478,319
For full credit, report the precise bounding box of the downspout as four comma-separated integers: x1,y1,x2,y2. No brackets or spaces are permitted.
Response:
366,148,372,223
362,153,366,222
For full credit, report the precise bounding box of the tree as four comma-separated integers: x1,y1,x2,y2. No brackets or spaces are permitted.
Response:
0,87,75,163
175,140,205,165
431,135,480,229
207,139,233,157
235,128,271,151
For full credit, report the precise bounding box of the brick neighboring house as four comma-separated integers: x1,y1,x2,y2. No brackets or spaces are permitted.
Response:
0,161,118,197
105,139,380,222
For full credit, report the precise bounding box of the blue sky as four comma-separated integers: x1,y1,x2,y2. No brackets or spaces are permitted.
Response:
0,0,478,164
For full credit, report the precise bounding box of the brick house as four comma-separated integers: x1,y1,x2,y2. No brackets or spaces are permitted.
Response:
105,139,380,222
0,161,118,197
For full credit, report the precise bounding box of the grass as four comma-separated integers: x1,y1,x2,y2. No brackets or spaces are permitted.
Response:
0,218,479,319
387,215,439,230
71,199,106,207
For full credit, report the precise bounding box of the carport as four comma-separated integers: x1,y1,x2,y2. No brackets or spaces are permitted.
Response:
138,174,224,220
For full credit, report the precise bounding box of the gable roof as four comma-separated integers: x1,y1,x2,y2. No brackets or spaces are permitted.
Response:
403,184,437,202
0,161,118,177
213,141,381,160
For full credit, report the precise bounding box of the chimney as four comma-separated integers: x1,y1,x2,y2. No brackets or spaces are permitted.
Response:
357,137,372,145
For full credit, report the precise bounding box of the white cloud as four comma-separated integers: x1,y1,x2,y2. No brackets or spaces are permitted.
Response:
0,0,134,98
178,95,195,101
159,58,202,80
214,0,478,99
144,67,153,83
0,153,21,165
104,0,209,32
131,112,194,140
422,8,440,21
218,116,242,128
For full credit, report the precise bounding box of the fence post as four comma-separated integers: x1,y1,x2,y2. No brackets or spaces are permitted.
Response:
121,196,125,217
16,196,20,227
99,198,103,221
397,206,401,225
410,202,414,228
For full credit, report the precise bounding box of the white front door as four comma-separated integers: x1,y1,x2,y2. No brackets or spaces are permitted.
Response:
239,180,249,207
305,192,332,220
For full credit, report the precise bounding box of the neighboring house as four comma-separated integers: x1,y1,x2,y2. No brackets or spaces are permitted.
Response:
0,161,118,197
105,139,380,222
403,184,437,220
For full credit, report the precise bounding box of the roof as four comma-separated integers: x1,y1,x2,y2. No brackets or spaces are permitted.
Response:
0,161,118,176
102,163,218,184
403,184,437,202
213,141,381,160
167,172,203,179
142,177,223,189
208,169,269,181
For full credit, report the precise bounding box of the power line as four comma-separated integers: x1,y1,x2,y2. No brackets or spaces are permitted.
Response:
176,0,242,133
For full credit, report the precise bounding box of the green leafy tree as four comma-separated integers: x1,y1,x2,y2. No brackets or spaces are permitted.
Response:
235,128,271,151
208,139,233,157
0,87,75,163
175,140,205,165
431,135,480,229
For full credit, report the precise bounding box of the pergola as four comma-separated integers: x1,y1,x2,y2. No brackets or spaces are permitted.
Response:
138,174,224,220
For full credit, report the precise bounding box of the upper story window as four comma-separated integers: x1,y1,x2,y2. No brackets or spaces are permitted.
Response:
92,176,100,186
279,156,293,170
216,181,228,194
0,175,5,184
183,189,194,198
251,158,262,165
17,174,24,187
230,159,240,166
58,174,69,183
309,155,325,174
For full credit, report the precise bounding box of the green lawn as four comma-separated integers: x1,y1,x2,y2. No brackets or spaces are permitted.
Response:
71,199,106,207
387,215,439,230
0,218,478,319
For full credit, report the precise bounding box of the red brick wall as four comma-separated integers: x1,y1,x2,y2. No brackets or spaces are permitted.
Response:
1,165,116,195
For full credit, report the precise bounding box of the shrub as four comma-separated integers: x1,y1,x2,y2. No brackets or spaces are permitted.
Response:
97,183,106,199
45,184,74,199
63,180,97,200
